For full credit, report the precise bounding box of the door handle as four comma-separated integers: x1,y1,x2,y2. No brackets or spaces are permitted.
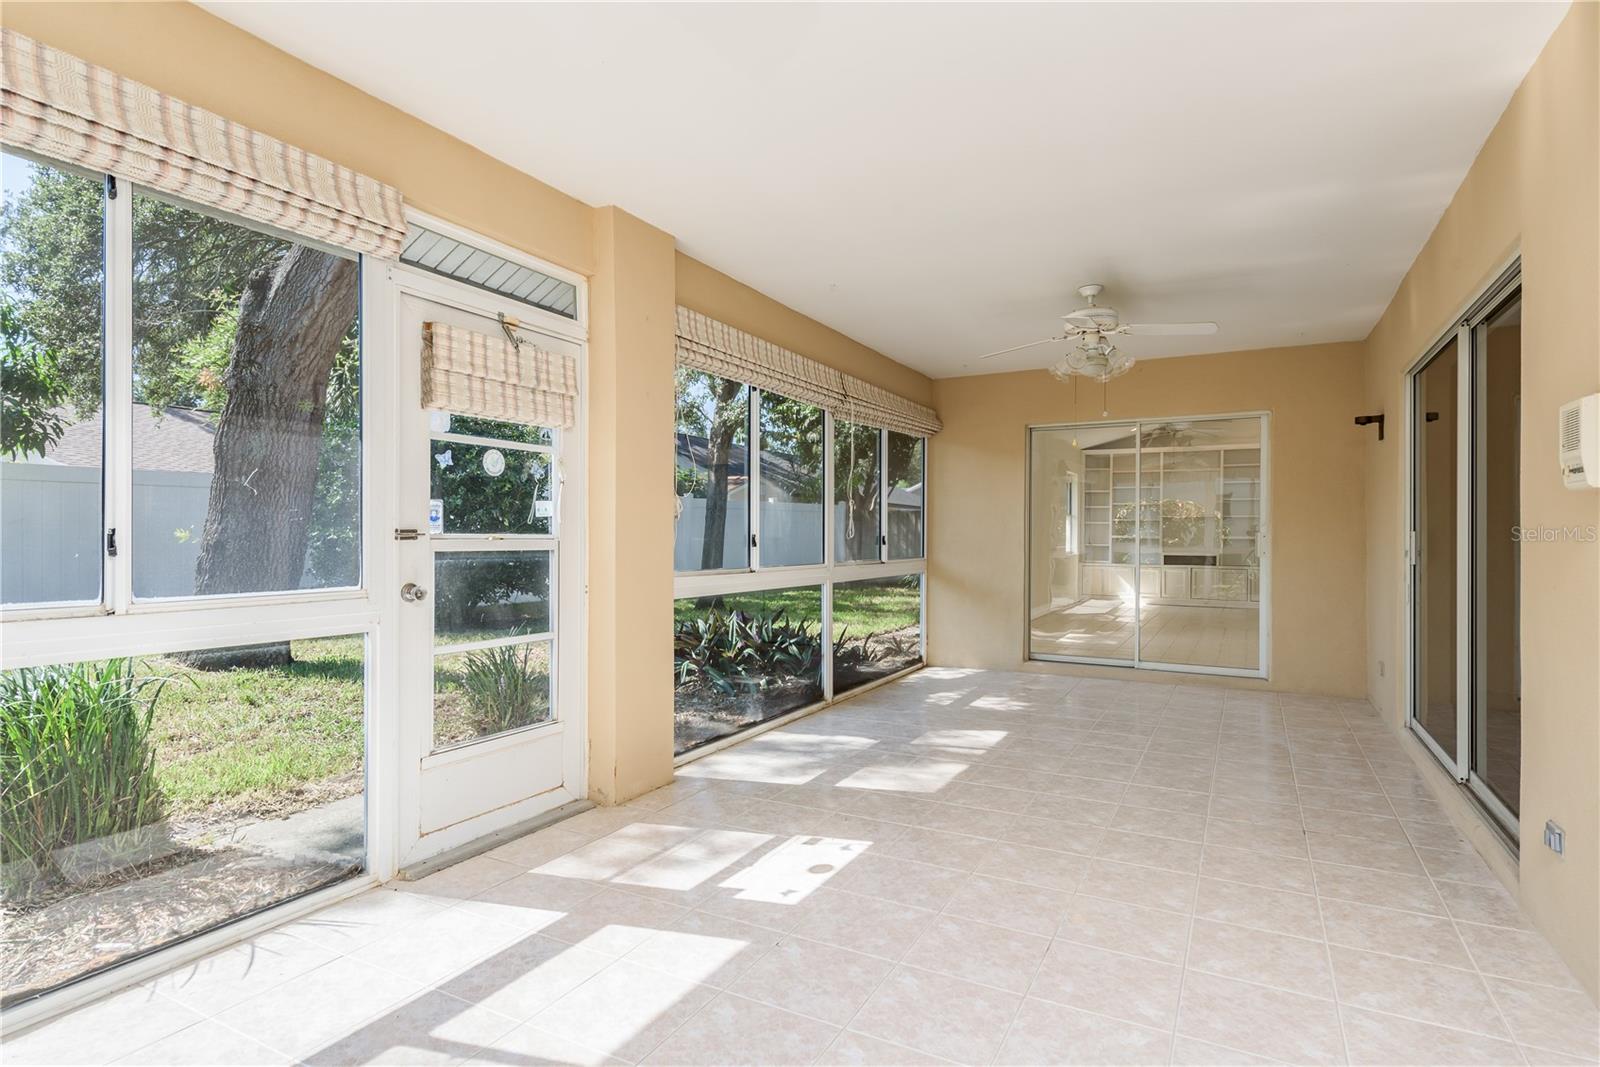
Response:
400,582,428,603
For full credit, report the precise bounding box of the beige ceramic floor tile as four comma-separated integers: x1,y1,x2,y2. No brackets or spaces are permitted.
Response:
1185,918,1334,999
299,989,520,1067
995,997,1171,1066
901,914,1050,994
641,992,838,1065
1176,970,1345,1065
1318,897,1474,969
438,933,614,1021
109,1020,291,1066
1455,921,1584,990
1077,858,1197,914
1485,976,1600,1060
789,887,938,961
733,936,894,1025
849,965,1022,1064
1311,861,1447,917
1,986,205,1067
943,873,1075,937
1055,893,1192,965
530,959,714,1063
1199,844,1315,894
821,1031,955,1065
1193,877,1321,941
1029,940,1182,1029
1329,945,1510,1038
1340,1006,1523,1066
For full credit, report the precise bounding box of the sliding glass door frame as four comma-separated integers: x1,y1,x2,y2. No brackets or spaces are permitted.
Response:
1404,259,1522,842
1025,410,1272,681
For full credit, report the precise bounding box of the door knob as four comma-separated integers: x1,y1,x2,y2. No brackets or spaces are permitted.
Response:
401,582,428,602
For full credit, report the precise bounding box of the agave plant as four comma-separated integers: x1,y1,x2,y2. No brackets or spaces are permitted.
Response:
674,607,822,696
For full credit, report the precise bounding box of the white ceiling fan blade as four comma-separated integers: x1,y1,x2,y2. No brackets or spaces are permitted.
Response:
977,335,1066,360
1119,322,1219,337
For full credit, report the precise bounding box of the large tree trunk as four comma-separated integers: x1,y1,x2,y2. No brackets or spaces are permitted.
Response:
698,379,743,571
186,246,357,669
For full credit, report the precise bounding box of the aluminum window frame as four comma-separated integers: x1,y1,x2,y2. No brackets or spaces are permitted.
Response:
1403,256,1522,843
671,378,929,761
0,162,397,1026
1024,411,1271,681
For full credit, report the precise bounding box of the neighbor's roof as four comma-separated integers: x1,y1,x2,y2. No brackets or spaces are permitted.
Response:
42,403,215,474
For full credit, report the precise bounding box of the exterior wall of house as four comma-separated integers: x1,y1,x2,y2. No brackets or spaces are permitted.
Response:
1360,1,1599,998
1,2,931,808
926,342,1368,698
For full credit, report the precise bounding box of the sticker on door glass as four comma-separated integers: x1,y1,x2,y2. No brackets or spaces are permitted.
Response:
428,410,451,433
535,500,554,519
428,498,444,534
482,448,506,477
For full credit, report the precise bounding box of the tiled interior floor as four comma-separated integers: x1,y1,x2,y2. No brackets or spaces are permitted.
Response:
7,668,1597,1066
1032,599,1261,670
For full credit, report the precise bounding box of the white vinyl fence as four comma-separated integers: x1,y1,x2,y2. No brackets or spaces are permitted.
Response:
674,498,922,571
1,461,210,603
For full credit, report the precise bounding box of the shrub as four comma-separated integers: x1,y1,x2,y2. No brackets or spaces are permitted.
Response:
459,643,550,736
674,607,822,695
0,659,169,893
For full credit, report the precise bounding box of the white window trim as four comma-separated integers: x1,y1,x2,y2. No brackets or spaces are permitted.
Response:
0,224,397,1034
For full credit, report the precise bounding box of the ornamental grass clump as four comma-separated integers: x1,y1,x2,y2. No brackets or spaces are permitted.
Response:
0,659,169,896
459,643,551,736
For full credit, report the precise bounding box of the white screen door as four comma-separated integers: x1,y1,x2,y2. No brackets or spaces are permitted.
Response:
394,274,585,857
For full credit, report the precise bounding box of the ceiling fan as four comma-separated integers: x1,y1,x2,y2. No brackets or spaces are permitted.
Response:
977,284,1218,383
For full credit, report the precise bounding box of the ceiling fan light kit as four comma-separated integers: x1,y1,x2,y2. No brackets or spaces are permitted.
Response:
977,283,1218,387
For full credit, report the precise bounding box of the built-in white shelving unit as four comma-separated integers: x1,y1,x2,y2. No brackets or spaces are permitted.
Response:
1080,444,1261,604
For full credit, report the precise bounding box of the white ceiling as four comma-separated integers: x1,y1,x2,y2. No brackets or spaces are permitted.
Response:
203,2,1568,379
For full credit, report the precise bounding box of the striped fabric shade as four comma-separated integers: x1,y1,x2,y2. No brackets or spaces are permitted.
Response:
675,306,941,437
0,30,406,258
422,322,578,430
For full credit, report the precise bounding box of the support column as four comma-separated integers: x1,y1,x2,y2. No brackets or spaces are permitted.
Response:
585,207,677,804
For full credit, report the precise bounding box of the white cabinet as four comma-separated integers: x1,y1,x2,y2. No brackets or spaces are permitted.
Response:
1160,566,1190,600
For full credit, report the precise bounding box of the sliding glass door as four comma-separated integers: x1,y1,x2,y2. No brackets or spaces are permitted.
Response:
1411,337,1462,761
1407,264,1521,840
1027,413,1268,678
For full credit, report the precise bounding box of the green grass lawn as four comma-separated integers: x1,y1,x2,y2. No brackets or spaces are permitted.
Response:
105,581,918,821
147,637,365,818
673,576,921,640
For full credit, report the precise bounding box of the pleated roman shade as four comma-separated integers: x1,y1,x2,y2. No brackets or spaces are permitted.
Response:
421,322,578,430
675,306,941,437
0,30,406,259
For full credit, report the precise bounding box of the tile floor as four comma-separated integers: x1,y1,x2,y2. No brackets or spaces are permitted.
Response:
6,668,1597,1066
1031,600,1261,670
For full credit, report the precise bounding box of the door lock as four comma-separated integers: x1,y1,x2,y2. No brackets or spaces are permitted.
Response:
400,582,428,602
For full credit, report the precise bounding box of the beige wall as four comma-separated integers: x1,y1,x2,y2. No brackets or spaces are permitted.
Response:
586,209,678,804
928,342,1368,697
1361,3,1599,998
2,1,929,808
